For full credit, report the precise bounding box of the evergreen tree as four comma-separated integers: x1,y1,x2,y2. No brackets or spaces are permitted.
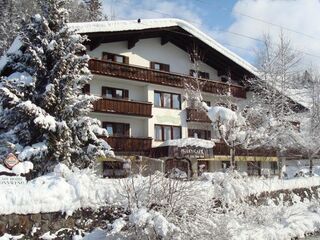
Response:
0,0,113,173
0,0,96,56
84,0,105,21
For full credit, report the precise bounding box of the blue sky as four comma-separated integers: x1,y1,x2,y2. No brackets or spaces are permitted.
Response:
102,0,320,68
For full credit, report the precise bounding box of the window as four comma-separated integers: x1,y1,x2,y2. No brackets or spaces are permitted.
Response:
190,69,210,79
163,93,171,108
188,129,211,140
154,92,161,107
247,161,261,176
222,161,237,170
155,125,162,140
150,62,170,72
82,84,90,95
164,126,171,141
103,122,129,137
154,125,181,141
270,162,278,175
102,52,129,64
102,87,128,99
172,94,181,109
154,91,181,109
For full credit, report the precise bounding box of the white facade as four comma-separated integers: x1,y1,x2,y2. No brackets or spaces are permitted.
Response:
87,37,242,147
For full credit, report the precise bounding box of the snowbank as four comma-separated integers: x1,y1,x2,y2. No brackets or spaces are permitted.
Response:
2,164,320,215
0,164,119,215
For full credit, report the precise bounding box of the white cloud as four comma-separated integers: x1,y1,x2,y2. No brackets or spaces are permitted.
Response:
223,0,320,67
102,0,203,27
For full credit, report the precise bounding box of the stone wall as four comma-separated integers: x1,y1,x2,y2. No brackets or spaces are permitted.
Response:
0,206,126,239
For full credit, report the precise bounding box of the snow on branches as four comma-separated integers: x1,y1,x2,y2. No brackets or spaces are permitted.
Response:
0,0,113,173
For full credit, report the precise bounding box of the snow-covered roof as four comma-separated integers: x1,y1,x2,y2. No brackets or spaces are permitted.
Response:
68,18,258,77
159,138,215,149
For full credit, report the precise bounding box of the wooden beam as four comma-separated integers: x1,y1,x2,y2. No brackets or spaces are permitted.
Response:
161,35,170,45
89,38,101,51
128,36,140,49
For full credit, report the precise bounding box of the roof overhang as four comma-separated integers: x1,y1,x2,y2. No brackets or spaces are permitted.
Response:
69,18,258,83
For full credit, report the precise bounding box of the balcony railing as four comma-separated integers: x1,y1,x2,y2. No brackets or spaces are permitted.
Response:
214,142,277,157
186,108,211,123
93,98,152,117
89,59,246,99
103,136,152,154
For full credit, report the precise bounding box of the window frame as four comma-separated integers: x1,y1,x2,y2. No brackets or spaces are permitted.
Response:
154,124,181,141
188,129,211,140
102,122,130,137
190,69,210,79
150,61,170,72
102,86,129,99
154,91,181,110
102,52,129,64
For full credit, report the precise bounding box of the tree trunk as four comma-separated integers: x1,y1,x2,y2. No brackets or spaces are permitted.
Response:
309,157,313,176
230,144,236,170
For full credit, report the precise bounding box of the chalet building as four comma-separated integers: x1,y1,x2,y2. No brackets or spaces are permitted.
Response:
69,19,302,178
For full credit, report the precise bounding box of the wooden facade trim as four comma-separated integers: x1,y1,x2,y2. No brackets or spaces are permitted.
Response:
88,59,247,99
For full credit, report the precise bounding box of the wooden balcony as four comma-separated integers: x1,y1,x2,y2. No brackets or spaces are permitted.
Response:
186,108,211,123
93,98,152,117
104,136,152,154
89,59,246,99
214,142,277,157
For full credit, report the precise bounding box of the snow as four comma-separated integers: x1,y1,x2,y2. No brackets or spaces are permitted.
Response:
0,233,24,240
7,37,22,54
68,18,258,77
40,232,57,240
110,218,126,234
203,103,238,124
2,164,320,239
34,115,57,132
159,137,215,148
18,142,48,161
0,161,33,175
0,55,8,73
11,161,34,175
7,72,33,85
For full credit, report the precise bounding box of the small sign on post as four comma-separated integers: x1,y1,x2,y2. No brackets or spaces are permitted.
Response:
4,153,19,169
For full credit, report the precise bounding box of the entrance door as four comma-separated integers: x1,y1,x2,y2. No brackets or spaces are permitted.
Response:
165,158,191,179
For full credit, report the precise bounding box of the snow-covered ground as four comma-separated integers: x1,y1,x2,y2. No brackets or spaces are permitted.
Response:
2,164,320,239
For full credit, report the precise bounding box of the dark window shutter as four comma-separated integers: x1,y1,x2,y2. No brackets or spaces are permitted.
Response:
124,124,130,137
163,64,170,72
205,72,210,79
82,84,90,95
150,62,155,69
102,122,107,128
206,130,211,140
124,90,129,99
102,87,107,96
124,56,129,64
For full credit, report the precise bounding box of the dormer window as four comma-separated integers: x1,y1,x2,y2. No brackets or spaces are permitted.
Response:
150,62,170,72
102,52,129,64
